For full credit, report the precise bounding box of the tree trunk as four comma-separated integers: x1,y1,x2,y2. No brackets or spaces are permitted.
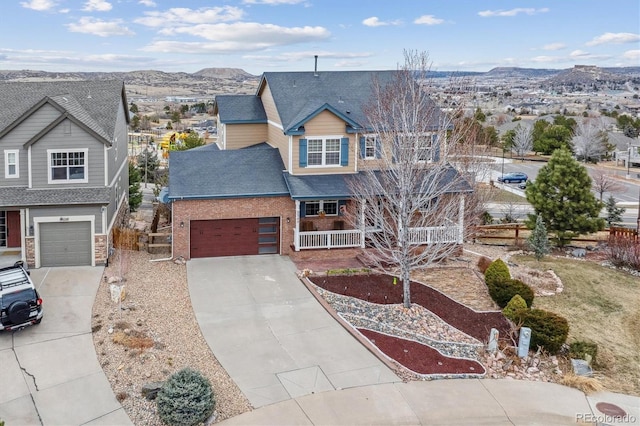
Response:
402,269,411,308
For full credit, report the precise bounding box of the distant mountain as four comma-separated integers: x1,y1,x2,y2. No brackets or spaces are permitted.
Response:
546,65,640,88
483,67,560,79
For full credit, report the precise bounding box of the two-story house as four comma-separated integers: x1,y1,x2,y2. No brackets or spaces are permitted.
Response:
168,70,469,260
0,80,130,267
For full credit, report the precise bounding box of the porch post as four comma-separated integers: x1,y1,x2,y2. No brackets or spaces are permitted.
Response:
360,199,366,248
458,196,465,244
294,200,300,251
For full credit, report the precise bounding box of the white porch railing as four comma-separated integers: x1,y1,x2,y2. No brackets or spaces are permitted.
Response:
297,225,461,250
298,229,363,250
407,225,460,245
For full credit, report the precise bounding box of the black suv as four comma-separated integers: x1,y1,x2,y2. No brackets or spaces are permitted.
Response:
0,261,43,331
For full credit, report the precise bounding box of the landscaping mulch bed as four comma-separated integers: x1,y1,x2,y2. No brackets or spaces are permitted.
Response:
358,329,485,376
315,274,511,342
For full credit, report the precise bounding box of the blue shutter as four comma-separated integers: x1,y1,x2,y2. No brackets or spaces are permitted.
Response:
300,202,306,218
375,136,382,159
432,134,440,162
338,200,347,216
299,139,307,167
340,137,349,166
359,136,366,159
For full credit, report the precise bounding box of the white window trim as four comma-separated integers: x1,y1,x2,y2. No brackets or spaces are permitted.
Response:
401,132,436,163
4,150,19,178
305,200,339,217
47,148,89,184
364,134,377,160
307,135,342,167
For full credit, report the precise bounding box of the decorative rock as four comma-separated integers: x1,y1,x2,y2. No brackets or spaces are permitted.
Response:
571,359,593,377
571,248,586,258
141,381,164,400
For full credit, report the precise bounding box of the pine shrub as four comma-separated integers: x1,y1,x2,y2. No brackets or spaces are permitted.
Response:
488,278,534,308
569,341,598,365
156,368,215,426
515,309,569,354
502,294,528,321
484,259,510,287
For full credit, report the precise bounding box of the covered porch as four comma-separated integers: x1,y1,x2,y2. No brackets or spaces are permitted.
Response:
284,173,465,252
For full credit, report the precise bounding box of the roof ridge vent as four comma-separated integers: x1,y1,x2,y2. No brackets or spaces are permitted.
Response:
314,55,318,77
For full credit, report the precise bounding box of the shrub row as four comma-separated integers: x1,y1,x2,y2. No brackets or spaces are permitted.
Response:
484,258,568,354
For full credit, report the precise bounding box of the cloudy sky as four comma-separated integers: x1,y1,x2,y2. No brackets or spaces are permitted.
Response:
2,0,639,75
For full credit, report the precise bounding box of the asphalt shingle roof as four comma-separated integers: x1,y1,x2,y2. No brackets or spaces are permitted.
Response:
214,95,267,124
0,187,110,207
0,80,127,142
168,146,289,199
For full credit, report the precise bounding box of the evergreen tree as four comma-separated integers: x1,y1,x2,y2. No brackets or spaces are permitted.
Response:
137,149,159,184
527,215,551,260
604,195,625,227
128,162,143,212
525,149,605,246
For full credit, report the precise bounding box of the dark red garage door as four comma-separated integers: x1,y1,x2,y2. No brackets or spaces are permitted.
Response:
190,217,280,258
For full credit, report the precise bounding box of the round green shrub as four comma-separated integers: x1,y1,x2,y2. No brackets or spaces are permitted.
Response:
515,309,569,354
488,278,535,308
502,294,528,321
484,259,510,287
157,368,215,426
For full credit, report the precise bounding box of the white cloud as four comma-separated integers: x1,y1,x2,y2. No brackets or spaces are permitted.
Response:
147,22,329,52
138,0,156,6
245,50,372,62
0,48,155,70
586,32,640,46
135,6,244,27
414,15,444,25
20,0,56,11
362,16,402,27
542,43,566,51
242,0,306,4
569,50,590,58
66,17,134,37
82,0,112,11
478,8,549,17
623,50,640,61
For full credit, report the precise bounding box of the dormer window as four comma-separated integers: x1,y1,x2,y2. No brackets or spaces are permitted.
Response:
308,137,341,166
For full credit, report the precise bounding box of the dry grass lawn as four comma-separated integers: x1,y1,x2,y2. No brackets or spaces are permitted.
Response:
512,254,640,396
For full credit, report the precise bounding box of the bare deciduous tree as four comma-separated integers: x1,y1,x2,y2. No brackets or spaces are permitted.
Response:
512,124,533,160
345,51,473,308
572,118,608,162
591,169,625,202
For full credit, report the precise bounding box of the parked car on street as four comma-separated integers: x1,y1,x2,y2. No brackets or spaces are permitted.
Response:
498,172,528,184
518,182,528,190
0,261,43,331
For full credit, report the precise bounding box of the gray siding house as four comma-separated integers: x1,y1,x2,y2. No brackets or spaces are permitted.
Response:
0,80,130,267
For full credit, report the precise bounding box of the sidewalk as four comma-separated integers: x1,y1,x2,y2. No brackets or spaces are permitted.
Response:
219,379,640,426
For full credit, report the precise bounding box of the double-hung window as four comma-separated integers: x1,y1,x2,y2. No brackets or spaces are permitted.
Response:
305,200,338,217
307,137,341,166
365,136,377,159
48,149,88,183
4,150,19,178
416,134,436,162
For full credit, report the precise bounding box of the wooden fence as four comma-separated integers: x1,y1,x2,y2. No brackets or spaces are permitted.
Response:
113,227,171,253
471,223,622,246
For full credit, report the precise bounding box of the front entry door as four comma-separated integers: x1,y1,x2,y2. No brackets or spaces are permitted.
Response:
6,211,20,248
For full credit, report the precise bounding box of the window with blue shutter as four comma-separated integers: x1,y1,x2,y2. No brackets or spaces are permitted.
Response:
340,137,349,166
359,136,366,159
338,200,347,216
299,139,308,167
375,137,382,158
432,134,440,162
300,201,306,217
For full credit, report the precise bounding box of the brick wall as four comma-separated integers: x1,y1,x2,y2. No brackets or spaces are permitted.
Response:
25,237,35,268
172,196,296,260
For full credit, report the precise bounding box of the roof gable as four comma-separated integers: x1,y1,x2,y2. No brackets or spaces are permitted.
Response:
0,80,128,143
214,94,267,124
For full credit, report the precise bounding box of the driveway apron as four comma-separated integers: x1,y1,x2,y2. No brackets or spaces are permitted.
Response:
188,255,399,408
0,266,132,426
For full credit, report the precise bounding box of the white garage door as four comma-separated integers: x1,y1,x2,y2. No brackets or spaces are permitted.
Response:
40,222,92,267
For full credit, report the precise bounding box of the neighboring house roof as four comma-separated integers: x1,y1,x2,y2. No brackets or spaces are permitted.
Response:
168,146,289,200
608,131,638,151
214,95,267,124
284,165,472,201
259,71,442,135
0,187,110,207
0,80,128,144
190,143,220,151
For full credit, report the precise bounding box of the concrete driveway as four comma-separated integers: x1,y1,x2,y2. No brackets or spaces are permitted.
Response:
187,255,399,408
0,266,132,426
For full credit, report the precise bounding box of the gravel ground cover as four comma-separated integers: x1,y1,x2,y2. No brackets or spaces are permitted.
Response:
91,250,251,425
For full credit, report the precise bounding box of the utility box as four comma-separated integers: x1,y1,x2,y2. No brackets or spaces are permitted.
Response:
518,327,531,358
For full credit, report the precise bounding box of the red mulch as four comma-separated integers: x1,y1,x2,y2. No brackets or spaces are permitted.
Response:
313,274,511,341
358,329,485,375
